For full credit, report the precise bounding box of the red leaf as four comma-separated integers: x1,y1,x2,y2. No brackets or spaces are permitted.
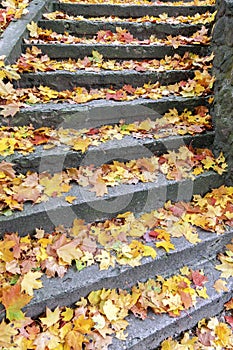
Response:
225,316,233,329
191,270,208,287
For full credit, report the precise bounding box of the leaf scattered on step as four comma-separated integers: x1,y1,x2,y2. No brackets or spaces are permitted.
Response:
43,10,216,25
14,48,214,74
0,268,210,347
0,106,213,156
213,279,229,293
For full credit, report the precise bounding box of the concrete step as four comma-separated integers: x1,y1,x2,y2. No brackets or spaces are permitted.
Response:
1,234,232,349
22,43,210,60
1,96,210,128
54,2,215,18
0,171,225,235
17,69,195,90
111,258,233,349
38,19,209,39
4,131,215,174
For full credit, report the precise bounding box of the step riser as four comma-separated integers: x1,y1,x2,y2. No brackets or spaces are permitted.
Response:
1,97,210,128
22,43,210,60
54,3,215,17
0,172,225,236
17,70,194,90
38,20,208,40
7,132,214,174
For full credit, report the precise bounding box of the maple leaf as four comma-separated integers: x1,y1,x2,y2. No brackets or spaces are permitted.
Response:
89,172,108,197
41,257,67,277
213,279,228,293
65,331,87,350
156,240,175,252
27,21,39,37
2,284,32,321
21,270,43,296
196,287,209,299
215,253,233,279
74,315,94,334
0,320,18,348
33,330,61,350
103,299,120,321
57,240,83,265
95,250,115,270
72,137,91,153
0,160,15,178
65,195,76,203
0,103,20,117
225,316,233,330
225,298,233,310
40,307,60,328
191,270,208,286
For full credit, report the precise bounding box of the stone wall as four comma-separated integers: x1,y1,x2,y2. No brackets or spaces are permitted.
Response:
212,0,233,184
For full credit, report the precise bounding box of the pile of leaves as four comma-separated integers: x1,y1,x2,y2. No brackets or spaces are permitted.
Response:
14,47,214,73
26,23,210,47
0,268,209,349
0,146,227,213
0,105,213,157
0,0,29,33
43,10,216,25
160,297,233,349
58,0,215,5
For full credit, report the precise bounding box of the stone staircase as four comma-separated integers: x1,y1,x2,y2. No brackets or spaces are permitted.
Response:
0,0,233,348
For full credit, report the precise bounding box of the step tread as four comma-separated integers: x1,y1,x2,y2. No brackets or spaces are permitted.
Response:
54,2,215,18
22,43,210,59
18,69,195,89
0,171,225,235
1,96,210,128
5,132,215,173
111,258,233,349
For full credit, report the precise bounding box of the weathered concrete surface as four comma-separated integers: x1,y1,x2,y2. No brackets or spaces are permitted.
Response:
212,0,233,184
39,19,208,39
22,43,210,60
0,253,232,348
3,132,214,174
0,96,210,128
0,0,53,64
18,69,194,90
0,171,225,236
112,260,233,349
55,3,215,17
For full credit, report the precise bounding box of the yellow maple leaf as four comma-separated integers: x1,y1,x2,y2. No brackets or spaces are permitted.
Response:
156,240,175,252
95,250,115,270
65,195,76,203
27,21,39,38
73,315,94,334
72,137,91,153
0,320,18,348
40,307,60,328
216,254,233,279
143,244,157,258
103,299,119,321
21,271,43,296
196,287,209,299
61,307,73,322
